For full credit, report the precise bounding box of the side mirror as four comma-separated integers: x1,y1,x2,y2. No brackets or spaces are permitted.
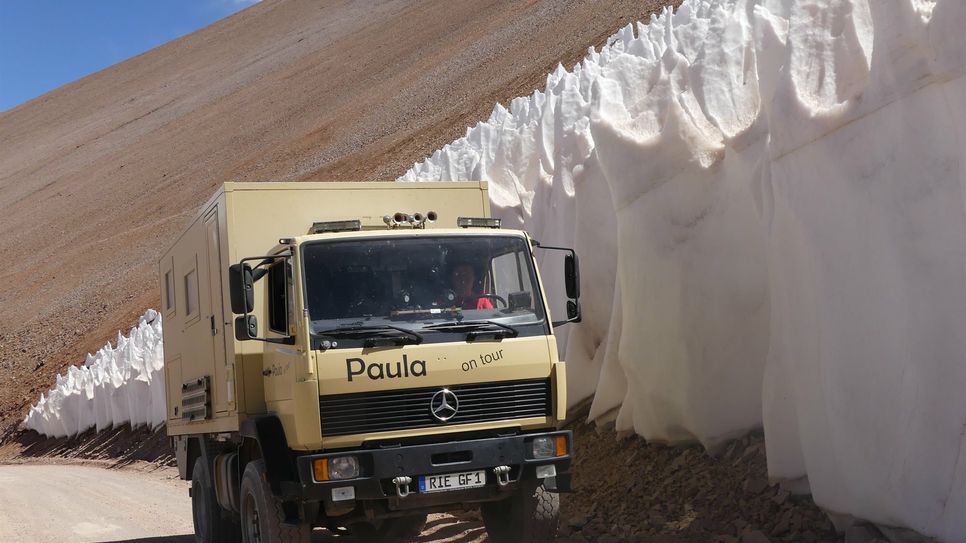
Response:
229,263,254,314
564,254,580,299
567,300,581,322
535,244,582,328
234,315,258,341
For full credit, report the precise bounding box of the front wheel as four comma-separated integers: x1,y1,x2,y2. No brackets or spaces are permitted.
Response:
482,484,559,543
239,460,310,543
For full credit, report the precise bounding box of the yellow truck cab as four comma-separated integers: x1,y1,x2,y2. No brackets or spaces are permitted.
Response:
160,182,580,543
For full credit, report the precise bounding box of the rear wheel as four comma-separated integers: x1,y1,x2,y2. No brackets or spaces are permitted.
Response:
482,484,559,543
239,460,310,543
191,458,240,543
349,514,427,542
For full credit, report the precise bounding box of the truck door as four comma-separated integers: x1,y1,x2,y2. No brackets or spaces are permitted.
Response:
262,258,300,405
204,208,230,413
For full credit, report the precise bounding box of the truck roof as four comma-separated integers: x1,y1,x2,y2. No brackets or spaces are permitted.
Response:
288,227,528,246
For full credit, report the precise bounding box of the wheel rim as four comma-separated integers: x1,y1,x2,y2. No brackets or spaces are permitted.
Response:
242,491,261,543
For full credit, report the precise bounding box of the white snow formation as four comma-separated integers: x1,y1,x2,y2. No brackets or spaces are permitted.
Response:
401,0,966,539
23,310,166,438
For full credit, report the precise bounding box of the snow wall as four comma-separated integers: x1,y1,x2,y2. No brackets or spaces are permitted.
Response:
401,0,966,539
23,310,166,438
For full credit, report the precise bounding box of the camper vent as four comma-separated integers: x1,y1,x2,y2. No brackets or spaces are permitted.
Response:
181,376,211,421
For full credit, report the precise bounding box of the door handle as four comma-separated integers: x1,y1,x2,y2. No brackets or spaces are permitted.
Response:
210,315,217,336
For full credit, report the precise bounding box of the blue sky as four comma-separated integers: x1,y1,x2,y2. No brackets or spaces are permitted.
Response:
0,0,259,112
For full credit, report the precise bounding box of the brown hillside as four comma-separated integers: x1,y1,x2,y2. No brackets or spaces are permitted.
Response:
0,0,680,438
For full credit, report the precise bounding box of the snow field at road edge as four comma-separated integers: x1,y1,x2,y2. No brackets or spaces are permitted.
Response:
23,309,166,438
401,0,966,539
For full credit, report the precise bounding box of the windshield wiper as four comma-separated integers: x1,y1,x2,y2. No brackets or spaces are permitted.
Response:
421,320,519,341
314,325,423,346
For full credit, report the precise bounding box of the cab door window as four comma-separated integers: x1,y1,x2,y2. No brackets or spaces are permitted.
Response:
268,260,289,334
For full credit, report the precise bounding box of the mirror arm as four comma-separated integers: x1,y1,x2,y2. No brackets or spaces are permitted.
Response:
551,314,582,328
239,253,290,282
551,312,581,328
233,252,294,342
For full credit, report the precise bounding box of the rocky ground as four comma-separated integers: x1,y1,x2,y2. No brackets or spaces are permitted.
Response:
561,429,834,542
557,406,896,543
0,422,174,469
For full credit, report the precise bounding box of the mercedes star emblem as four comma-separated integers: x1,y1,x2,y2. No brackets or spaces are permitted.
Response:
430,388,459,422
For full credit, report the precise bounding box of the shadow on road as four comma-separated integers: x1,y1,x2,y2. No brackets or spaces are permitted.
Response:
308,520,487,542
100,515,487,543
9,425,174,468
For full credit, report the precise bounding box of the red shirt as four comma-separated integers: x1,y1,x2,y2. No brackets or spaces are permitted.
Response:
460,296,494,310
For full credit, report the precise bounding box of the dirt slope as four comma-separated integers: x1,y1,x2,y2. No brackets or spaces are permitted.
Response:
0,0,680,437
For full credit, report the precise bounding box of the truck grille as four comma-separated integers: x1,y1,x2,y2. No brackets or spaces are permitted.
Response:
320,379,552,437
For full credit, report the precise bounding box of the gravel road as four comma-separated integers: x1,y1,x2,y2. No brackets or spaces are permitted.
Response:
0,463,486,543
0,464,192,542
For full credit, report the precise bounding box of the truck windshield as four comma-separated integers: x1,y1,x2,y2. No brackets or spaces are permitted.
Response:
301,235,547,339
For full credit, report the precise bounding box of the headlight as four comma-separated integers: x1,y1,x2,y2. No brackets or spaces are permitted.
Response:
531,436,555,458
329,456,360,480
313,456,360,481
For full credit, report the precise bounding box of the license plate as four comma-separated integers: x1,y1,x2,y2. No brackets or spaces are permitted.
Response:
418,470,486,493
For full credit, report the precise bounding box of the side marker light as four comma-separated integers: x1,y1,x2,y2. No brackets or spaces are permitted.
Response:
554,435,567,457
313,458,329,481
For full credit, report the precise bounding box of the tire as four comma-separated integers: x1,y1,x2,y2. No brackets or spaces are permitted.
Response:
239,460,310,543
482,484,559,543
349,514,428,542
191,458,240,543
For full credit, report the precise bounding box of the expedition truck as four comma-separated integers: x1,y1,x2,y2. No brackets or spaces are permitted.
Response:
159,182,581,543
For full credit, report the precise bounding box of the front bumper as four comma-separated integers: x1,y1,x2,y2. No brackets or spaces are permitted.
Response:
295,430,572,512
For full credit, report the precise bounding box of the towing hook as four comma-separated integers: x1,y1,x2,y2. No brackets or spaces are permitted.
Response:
392,476,413,498
492,465,511,487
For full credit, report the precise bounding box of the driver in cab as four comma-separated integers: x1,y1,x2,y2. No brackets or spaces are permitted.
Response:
449,263,494,310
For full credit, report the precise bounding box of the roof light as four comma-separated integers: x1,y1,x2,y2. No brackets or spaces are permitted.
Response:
309,220,362,234
457,217,501,229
